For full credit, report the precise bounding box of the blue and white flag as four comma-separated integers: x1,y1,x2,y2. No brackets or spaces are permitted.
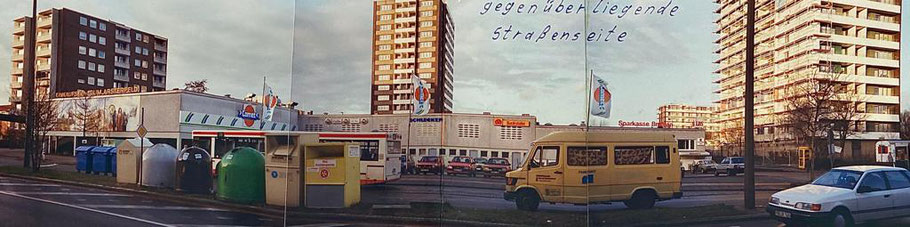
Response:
590,73,612,118
262,83,278,122
412,75,430,116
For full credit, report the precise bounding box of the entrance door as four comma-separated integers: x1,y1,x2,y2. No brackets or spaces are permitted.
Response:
528,146,563,203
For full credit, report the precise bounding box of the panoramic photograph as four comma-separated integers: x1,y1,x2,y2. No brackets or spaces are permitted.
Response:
0,0,908,226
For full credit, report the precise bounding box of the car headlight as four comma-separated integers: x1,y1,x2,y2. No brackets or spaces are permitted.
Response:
770,197,780,205
447,166,453,169
795,202,821,211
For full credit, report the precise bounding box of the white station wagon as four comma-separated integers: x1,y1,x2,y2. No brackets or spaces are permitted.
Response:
767,166,910,227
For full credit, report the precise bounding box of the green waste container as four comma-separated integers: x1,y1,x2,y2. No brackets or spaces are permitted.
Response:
216,147,265,204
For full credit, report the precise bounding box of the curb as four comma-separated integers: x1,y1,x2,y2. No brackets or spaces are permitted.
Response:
633,213,770,227
0,172,519,227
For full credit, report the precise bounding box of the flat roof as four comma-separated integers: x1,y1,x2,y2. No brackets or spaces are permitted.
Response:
534,131,676,143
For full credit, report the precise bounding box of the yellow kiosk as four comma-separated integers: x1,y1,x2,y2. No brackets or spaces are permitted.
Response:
264,135,304,207
304,143,361,208
798,146,812,170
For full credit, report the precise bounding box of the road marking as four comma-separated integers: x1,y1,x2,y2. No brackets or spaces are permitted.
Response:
82,204,228,212
289,224,349,227
14,192,133,197
215,216,232,220
0,183,60,186
0,190,172,227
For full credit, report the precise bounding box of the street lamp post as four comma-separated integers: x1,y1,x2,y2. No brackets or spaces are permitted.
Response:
744,0,757,209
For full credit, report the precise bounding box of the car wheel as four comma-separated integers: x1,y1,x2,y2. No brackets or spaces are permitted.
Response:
623,190,656,209
714,170,720,176
727,169,736,176
515,189,540,211
830,209,854,227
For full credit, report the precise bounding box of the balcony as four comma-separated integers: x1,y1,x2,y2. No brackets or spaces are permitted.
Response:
12,37,24,48
37,79,49,87
116,33,131,42
11,66,23,75
37,62,50,71
36,46,51,57
114,61,130,69
153,68,166,76
154,56,167,64
12,52,23,61
10,81,21,89
37,32,51,43
154,42,167,52
152,80,165,88
9,96,21,103
115,47,130,55
114,74,129,82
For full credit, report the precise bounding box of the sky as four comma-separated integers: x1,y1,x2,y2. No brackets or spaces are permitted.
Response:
0,0,908,125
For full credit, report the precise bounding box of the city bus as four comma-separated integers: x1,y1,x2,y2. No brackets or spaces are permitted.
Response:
874,140,910,169
191,130,402,185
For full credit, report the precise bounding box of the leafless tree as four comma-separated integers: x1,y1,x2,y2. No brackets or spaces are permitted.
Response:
70,94,101,144
900,111,910,140
16,92,61,172
183,80,209,93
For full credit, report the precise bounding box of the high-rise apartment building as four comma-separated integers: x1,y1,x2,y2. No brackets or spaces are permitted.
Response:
10,8,167,109
657,104,718,129
371,0,454,115
714,0,900,158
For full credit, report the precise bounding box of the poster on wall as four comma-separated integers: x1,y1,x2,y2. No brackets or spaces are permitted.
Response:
54,96,140,132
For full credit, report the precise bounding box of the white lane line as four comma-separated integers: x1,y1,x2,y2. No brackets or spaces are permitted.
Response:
0,190,172,227
82,204,228,212
14,192,133,197
289,224,348,227
0,183,61,186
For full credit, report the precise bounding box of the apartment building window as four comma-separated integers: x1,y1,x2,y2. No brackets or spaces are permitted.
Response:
378,54,391,60
88,48,96,57
87,77,95,85
78,60,86,69
98,51,106,59
378,65,391,70
99,37,106,45
88,62,96,71
421,1,433,6
378,95,390,101
419,62,431,69
99,23,106,31
378,75,390,81
419,52,432,58
97,64,105,73
89,34,97,43
142,48,149,56
380,4,392,11
79,46,87,55
135,46,141,54
420,21,432,27
420,11,433,17
134,72,140,79
419,73,431,79
136,33,142,41
96,78,104,87
378,45,391,51
420,42,432,48
134,59,141,67
380,15,392,20
89,20,97,28
379,35,392,40
80,17,88,26
79,32,87,40
379,25,391,31
77,79,85,84
141,73,147,80
420,31,432,37
378,85,390,91
378,105,390,111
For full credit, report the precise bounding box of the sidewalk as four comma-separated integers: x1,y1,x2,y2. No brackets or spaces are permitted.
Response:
0,148,77,172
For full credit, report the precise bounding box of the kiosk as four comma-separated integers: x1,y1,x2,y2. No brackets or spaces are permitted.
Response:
304,143,361,208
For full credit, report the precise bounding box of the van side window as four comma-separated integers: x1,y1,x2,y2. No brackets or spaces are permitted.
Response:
532,146,560,168
615,146,654,165
567,147,607,166
655,146,670,164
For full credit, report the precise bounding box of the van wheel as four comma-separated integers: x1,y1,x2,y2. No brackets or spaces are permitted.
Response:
515,190,540,211
830,208,854,227
624,190,656,209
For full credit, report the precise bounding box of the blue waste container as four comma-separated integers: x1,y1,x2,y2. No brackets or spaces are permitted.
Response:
110,147,117,176
91,147,116,175
75,146,94,173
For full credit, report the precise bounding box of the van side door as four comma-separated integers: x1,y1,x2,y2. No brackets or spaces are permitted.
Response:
527,146,564,203
563,146,609,204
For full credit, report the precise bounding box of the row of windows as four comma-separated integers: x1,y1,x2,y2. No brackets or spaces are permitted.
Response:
78,31,106,45
78,46,106,59
407,148,514,159
77,60,105,73
77,76,105,87
79,16,106,31
135,46,150,56
533,146,672,167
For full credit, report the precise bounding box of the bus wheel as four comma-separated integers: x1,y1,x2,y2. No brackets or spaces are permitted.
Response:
515,189,540,211
624,190,656,209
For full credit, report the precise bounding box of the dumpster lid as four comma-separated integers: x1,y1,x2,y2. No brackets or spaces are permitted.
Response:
271,145,296,157
76,146,94,152
92,146,116,154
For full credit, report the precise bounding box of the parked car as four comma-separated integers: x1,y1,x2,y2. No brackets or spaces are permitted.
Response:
767,166,910,227
416,156,444,175
482,158,511,177
400,155,416,175
473,157,488,174
692,159,717,174
447,156,476,176
714,157,745,176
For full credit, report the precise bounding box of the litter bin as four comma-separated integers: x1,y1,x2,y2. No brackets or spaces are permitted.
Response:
75,146,94,173
91,147,116,175
177,146,213,194
141,144,179,188
304,143,361,208
217,147,265,204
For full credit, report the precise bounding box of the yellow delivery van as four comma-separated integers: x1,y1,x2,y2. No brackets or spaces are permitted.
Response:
504,131,683,211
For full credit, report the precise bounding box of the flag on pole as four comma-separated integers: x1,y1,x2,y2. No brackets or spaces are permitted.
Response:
412,75,430,116
262,83,278,122
590,73,612,118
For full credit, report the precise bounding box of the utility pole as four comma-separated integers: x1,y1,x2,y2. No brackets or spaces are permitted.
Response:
22,0,38,169
743,0,756,209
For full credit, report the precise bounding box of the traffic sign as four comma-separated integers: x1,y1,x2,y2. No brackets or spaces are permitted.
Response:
137,125,148,138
